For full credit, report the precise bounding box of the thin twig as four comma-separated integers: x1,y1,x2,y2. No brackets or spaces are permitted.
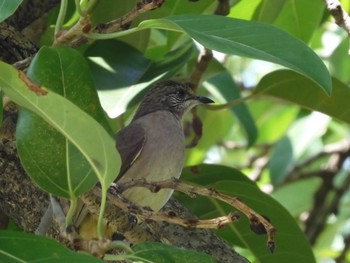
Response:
215,0,230,16
190,48,213,89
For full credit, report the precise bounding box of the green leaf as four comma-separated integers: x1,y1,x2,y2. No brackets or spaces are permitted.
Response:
0,231,103,263
131,242,217,263
205,72,258,146
329,37,350,83
139,42,194,83
248,100,299,144
252,0,324,42
138,15,331,95
228,0,261,20
16,46,113,199
272,178,322,216
86,40,151,90
271,0,324,43
251,0,286,23
255,69,350,124
15,46,114,199
0,0,22,22
178,164,316,263
230,0,324,42
0,60,120,199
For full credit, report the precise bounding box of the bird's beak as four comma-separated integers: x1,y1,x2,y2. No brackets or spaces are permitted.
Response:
196,96,214,104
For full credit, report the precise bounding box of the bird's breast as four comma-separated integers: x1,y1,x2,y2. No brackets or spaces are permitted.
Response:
118,111,185,211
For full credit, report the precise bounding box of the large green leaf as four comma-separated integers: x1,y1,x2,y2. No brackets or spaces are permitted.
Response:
15,46,114,199
255,70,350,124
177,164,316,263
0,231,103,263
136,15,331,95
0,59,120,199
0,0,22,22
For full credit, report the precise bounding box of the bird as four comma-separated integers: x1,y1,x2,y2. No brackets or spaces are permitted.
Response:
77,80,213,239
115,80,213,211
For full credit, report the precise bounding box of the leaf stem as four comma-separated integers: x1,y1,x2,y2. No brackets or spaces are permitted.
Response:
74,0,83,16
84,27,140,40
84,0,99,14
55,0,68,36
97,184,107,239
66,197,78,225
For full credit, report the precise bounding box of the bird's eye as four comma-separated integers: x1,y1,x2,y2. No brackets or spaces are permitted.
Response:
177,89,186,99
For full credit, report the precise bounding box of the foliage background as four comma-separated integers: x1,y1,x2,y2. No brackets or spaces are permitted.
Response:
1,0,350,263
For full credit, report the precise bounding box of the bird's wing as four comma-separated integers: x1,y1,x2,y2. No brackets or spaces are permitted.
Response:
115,122,146,180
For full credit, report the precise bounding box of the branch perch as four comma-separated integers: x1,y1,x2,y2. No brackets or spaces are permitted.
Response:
93,178,276,252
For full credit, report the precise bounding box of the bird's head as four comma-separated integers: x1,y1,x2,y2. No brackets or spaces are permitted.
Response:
134,80,213,120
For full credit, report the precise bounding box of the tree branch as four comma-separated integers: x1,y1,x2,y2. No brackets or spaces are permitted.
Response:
82,186,249,263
